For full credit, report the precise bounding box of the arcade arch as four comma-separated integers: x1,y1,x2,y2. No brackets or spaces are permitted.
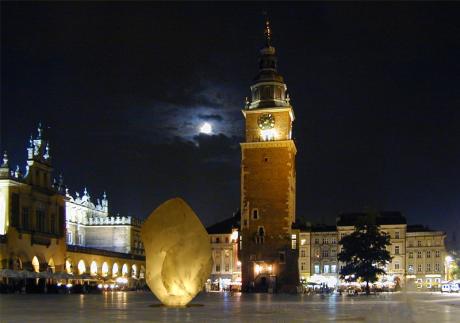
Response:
77,260,86,275
90,261,98,276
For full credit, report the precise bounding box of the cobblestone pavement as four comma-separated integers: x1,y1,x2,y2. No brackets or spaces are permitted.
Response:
1,291,460,322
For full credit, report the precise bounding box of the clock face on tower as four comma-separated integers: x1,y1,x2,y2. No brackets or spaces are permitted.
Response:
257,113,275,130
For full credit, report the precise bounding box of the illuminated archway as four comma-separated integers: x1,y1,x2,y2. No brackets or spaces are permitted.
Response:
122,264,129,277
77,260,86,275
112,263,119,277
48,258,55,273
32,256,40,273
101,262,109,277
90,261,98,276
65,259,73,274
140,265,145,279
131,264,137,278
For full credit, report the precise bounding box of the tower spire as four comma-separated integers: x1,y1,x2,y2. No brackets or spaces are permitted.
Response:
264,15,272,47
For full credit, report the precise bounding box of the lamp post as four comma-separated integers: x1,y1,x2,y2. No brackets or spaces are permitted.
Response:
445,256,453,281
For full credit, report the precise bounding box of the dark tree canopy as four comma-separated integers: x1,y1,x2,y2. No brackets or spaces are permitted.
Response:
338,213,392,293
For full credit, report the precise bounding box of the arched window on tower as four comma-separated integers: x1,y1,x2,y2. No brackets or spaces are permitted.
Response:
256,226,265,244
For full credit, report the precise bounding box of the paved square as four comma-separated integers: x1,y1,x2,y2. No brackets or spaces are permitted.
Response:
1,292,460,322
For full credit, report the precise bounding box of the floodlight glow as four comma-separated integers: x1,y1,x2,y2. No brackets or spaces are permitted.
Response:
231,230,239,242
260,129,277,141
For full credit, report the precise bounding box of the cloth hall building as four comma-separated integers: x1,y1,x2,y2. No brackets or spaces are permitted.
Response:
0,125,145,284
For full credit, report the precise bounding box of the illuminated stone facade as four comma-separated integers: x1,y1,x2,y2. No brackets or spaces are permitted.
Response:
206,215,241,291
294,212,447,290
240,21,298,292
405,225,447,289
65,189,144,255
0,125,145,282
0,128,66,272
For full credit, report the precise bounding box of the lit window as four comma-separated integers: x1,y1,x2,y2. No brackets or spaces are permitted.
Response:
395,231,400,239
324,265,330,273
408,265,414,273
395,246,400,255
314,264,320,274
67,231,73,244
300,239,306,246
291,234,297,249
331,265,337,273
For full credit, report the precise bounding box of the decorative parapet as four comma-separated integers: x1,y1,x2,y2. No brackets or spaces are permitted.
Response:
87,216,143,227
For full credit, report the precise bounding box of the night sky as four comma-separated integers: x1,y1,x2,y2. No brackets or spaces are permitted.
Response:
1,3,459,234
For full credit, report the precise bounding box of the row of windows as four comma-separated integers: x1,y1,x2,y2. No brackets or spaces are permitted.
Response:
312,249,337,258
11,193,62,235
408,240,441,247
313,237,337,245
313,264,337,274
214,264,231,273
408,250,441,259
211,236,230,244
408,263,441,273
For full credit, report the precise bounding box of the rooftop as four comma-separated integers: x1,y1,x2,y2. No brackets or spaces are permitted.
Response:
206,211,240,234
337,211,407,226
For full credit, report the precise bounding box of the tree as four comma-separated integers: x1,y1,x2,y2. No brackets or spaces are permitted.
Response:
338,213,392,294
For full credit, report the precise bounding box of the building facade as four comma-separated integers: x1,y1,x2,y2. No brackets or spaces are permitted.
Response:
309,226,339,287
0,128,67,273
0,125,145,285
65,189,144,256
206,215,241,291
240,20,298,293
406,225,447,289
295,212,447,290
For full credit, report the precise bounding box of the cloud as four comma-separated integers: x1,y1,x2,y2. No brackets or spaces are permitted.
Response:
198,114,223,121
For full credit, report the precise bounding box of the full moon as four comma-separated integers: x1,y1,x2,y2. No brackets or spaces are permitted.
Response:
199,122,212,134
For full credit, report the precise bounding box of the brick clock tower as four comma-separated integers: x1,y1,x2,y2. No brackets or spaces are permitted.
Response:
240,20,298,293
